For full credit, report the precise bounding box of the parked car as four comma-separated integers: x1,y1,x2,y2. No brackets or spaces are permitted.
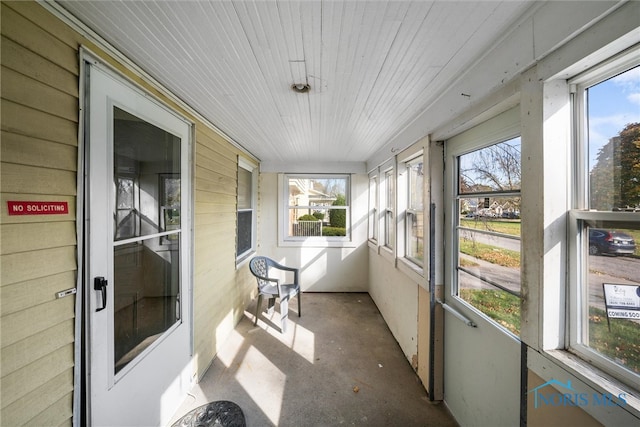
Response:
501,212,520,219
588,229,636,255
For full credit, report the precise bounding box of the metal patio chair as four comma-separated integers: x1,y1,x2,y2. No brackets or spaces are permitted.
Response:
249,256,301,333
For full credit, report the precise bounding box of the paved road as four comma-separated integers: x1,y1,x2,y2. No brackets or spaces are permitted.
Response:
459,228,520,252
458,253,520,294
457,249,639,313
589,253,639,284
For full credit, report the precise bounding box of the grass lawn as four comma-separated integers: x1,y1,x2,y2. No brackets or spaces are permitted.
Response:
589,306,640,374
459,239,520,267
459,289,520,335
460,218,521,236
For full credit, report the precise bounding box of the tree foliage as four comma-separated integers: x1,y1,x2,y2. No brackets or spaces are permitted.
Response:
459,139,522,214
590,122,640,210
329,194,346,228
460,140,521,192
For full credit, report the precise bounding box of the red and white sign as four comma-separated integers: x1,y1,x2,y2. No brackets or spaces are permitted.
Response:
7,201,69,216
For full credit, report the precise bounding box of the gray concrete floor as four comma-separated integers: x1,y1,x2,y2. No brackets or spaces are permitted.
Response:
170,293,458,427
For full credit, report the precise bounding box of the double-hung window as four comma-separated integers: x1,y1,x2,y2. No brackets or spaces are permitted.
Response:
281,174,350,244
405,155,424,267
455,137,522,336
368,172,378,243
236,158,257,263
382,166,395,251
569,57,640,388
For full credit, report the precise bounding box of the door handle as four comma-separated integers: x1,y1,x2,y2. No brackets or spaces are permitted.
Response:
94,277,108,312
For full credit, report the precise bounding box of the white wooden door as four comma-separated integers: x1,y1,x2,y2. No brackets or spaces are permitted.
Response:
86,63,193,426
442,108,522,426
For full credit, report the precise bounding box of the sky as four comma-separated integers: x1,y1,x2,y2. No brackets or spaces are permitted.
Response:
588,65,640,170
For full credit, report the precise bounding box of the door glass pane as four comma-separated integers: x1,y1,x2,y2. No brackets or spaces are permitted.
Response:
456,138,522,336
113,107,181,374
113,107,181,240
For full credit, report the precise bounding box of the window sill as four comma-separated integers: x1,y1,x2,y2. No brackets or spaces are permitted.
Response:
367,240,379,252
528,348,640,425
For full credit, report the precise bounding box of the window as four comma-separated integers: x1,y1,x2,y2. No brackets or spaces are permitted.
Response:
281,174,350,243
383,167,395,250
368,172,378,243
455,137,522,336
405,155,424,266
237,158,257,262
160,174,181,244
570,60,640,388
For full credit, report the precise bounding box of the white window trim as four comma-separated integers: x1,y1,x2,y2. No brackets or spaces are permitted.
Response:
446,107,522,337
399,149,425,268
380,159,396,263
368,169,379,249
568,211,640,390
531,41,640,423
566,53,640,391
236,157,258,265
278,173,354,248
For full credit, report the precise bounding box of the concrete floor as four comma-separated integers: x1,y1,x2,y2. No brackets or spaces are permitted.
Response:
170,293,458,427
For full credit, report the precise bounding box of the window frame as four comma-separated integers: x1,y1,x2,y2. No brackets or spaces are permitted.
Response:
568,54,640,390
278,173,352,247
236,157,258,264
402,153,425,268
368,170,379,245
443,106,521,338
452,135,522,337
381,161,396,255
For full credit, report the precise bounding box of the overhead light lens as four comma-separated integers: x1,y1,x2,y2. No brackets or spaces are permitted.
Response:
291,83,311,93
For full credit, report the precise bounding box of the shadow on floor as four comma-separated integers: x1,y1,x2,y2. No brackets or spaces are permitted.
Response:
170,293,458,426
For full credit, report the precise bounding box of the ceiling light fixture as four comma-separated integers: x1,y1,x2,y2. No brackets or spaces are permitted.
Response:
291,83,311,93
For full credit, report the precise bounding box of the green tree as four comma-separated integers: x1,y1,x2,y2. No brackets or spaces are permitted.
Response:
590,122,640,210
329,194,346,228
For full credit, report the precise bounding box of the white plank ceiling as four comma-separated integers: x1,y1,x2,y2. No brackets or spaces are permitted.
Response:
57,0,535,164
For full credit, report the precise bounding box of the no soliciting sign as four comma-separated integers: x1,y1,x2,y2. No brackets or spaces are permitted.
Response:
7,201,69,215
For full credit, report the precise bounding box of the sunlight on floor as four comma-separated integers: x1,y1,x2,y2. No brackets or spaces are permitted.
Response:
235,346,285,425
244,309,316,363
205,312,317,424
216,328,246,367
170,294,458,427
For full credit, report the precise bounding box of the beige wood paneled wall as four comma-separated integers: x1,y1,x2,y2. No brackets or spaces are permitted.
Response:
1,2,79,425
193,128,256,375
1,2,256,425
